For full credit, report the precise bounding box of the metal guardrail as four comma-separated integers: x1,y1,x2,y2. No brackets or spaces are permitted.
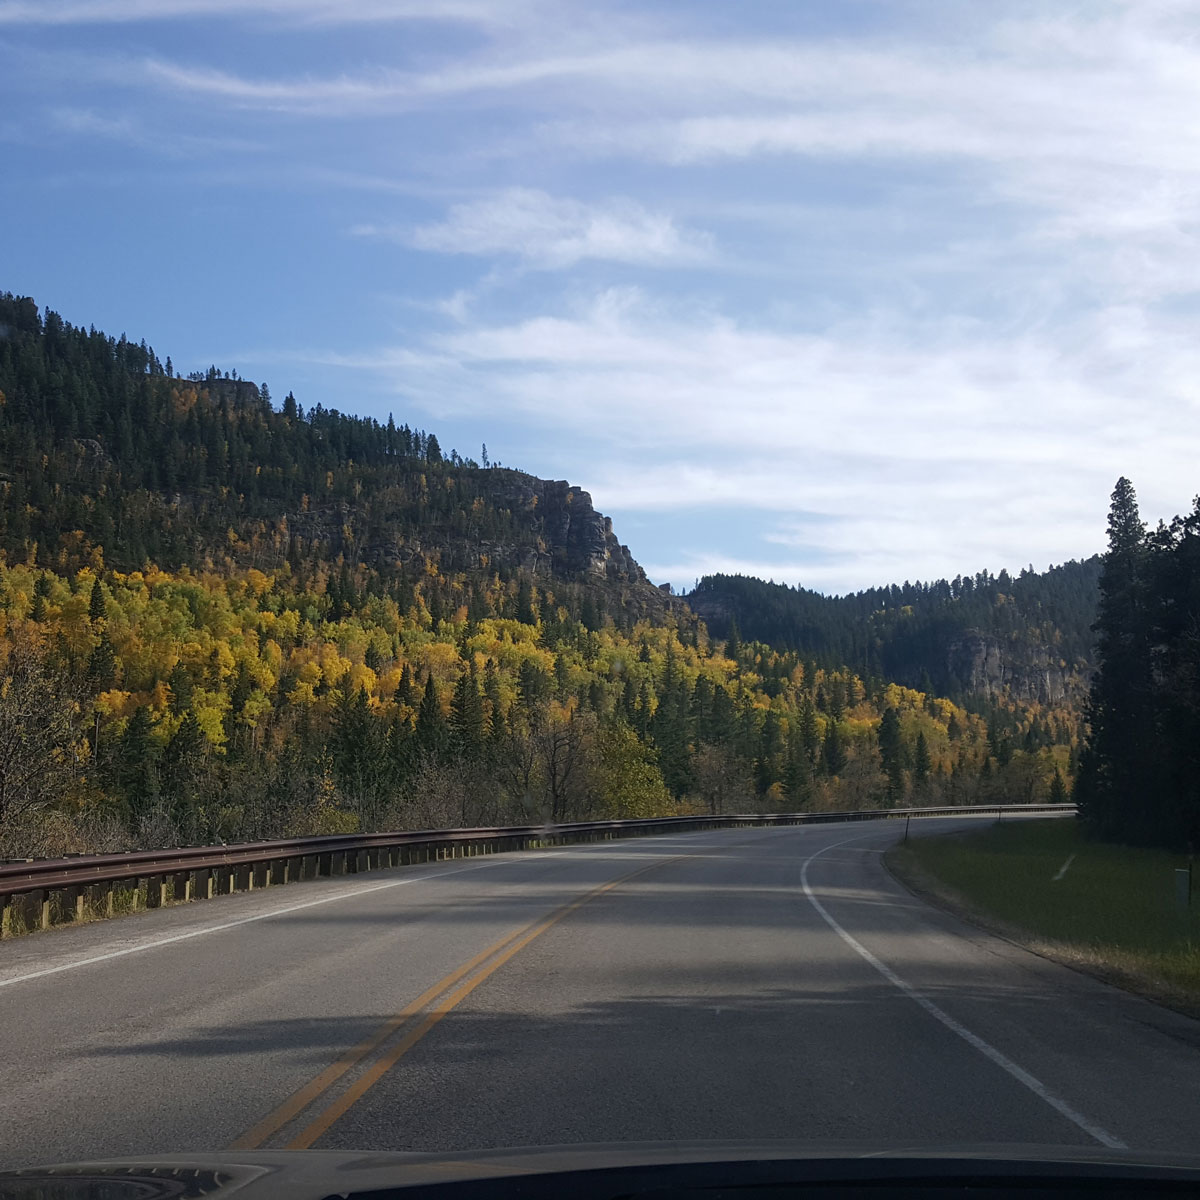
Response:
0,803,1074,938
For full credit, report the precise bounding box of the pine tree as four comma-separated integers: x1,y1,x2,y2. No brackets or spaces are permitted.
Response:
396,662,415,707
799,696,819,764
1048,767,1068,805
87,634,118,691
87,576,106,624
116,705,159,817
878,707,905,803
162,710,207,806
822,719,846,776
450,659,485,759
414,674,448,760
167,663,193,713
725,618,741,664
1080,477,1154,841
913,731,931,797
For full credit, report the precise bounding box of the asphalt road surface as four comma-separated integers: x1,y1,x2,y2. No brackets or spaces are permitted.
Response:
3,817,1200,1169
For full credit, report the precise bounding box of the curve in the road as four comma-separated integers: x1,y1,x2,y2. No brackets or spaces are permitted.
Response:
3,817,1200,1170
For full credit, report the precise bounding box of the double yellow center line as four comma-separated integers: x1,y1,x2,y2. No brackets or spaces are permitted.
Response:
231,853,681,1151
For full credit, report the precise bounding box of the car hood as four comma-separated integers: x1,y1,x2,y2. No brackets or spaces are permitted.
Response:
5,1143,1200,1200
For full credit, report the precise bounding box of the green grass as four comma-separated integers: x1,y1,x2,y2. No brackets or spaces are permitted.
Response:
888,818,1200,1009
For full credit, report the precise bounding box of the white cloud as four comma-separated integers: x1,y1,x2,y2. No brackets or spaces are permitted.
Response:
356,189,711,270
0,0,518,26
119,5,1200,303
14,0,1200,591
47,105,260,155
336,286,1199,591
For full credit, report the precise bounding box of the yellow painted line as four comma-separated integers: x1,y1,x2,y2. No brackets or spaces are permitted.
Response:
284,856,676,1149
229,919,542,1150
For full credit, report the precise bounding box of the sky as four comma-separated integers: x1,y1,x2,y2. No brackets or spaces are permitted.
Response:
3,0,1199,595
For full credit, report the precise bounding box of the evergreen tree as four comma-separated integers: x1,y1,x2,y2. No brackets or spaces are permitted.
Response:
396,662,415,707
450,659,485,759
87,634,118,691
913,731,931,797
88,578,107,623
167,663,193,713
1079,478,1154,841
822,719,846,776
162,710,207,811
414,674,448,760
878,707,905,803
1048,767,1068,805
116,705,159,818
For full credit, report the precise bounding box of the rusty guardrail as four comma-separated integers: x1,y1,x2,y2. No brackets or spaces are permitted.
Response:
0,803,1074,938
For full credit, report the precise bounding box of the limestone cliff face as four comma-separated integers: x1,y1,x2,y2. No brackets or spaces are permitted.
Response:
284,469,649,590
490,477,645,582
945,630,1089,706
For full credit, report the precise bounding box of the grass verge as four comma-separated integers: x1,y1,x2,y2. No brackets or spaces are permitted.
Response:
886,818,1200,1017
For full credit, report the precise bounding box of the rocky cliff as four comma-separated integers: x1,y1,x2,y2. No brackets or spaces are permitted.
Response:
945,630,1089,706
283,468,651,592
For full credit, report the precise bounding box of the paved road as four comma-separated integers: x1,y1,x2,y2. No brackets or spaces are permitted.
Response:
3,818,1200,1168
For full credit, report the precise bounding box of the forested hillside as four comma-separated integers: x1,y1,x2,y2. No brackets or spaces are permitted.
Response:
0,295,1076,857
688,562,1100,711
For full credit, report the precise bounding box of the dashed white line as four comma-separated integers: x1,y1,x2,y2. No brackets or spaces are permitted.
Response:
1053,854,1077,882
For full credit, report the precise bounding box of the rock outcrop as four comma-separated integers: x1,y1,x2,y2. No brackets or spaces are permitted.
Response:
945,630,1088,706
283,469,650,591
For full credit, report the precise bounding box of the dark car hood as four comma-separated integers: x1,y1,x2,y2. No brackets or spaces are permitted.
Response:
6,1142,1200,1200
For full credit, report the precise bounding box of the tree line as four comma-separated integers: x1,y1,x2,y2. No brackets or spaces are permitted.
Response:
0,294,1077,855
0,560,1072,858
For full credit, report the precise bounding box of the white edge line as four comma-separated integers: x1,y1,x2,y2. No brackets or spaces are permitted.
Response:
800,833,1126,1150
0,831,721,990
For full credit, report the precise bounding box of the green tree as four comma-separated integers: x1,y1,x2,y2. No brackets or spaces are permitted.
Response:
161,709,207,820
88,578,107,623
878,707,905,803
330,685,387,826
822,719,846,776
596,722,671,817
913,731,931,797
1078,478,1154,841
87,634,118,691
450,659,485,759
167,662,193,713
116,706,159,818
414,673,449,760
1048,766,1068,805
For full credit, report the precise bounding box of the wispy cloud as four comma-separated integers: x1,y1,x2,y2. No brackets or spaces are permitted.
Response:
0,0,519,26
356,189,712,270
47,105,261,155
10,0,1200,591
328,285,1199,589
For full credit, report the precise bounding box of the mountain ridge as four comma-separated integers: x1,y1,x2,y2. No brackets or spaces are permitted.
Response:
0,291,1080,858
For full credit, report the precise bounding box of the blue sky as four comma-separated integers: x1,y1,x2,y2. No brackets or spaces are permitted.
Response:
3,0,1199,594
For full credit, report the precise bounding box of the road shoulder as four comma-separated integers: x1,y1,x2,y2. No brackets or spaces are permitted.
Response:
884,833,1200,1023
